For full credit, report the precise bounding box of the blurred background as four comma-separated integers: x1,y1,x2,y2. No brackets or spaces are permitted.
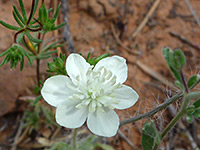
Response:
0,0,200,149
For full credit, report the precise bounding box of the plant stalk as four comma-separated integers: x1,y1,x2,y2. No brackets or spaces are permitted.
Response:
72,128,78,150
36,59,40,87
153,92,200,150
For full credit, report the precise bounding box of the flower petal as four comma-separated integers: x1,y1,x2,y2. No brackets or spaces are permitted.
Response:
94,56,128,83
87,108,119,137
66,53,91,81
41,75,75,107
56,100,88,128
112,85,139,110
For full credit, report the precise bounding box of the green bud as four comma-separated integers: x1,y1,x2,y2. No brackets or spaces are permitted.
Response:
186,114,193,124
186,105,196,114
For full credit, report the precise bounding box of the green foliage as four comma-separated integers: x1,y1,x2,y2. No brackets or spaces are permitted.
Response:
86,53,110,66
48,142,71,150
0,44,32,70
162,47,187,90
171,49,186,70
193,98,200,108
142,120,160,150
47,53,67,75
23,101,57,134
0,0,64,71
23,104,41,134
187,74,200,89
186,99,200,123
38,3,65,33
186,114,193,124
162,47,182,82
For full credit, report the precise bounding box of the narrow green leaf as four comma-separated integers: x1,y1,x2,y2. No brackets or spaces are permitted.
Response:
13,11,24,27
42,3,48,23
0,20,20,31
26,32,42,43
94,53,110,64
20,55,24,71
19,0,27,22
0,53,11,66
86,52,91,62
50,3,61,24
13,5,25,24
193,99,200,108
193,109,200,118
33,95,42,105
0,49,10,57
37,55,51,59
188,74,200,89
51,22,65,31
16,32,25,44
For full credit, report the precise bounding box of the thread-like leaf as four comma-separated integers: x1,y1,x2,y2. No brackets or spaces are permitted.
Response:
13,11,24,27
13,5,25,24
51,22,65,31
50,3,61,24
19,0,27,22
26,32,42,43
0,20,20,31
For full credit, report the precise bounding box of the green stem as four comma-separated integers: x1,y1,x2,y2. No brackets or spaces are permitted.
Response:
72,128,78,150
153,91,200,150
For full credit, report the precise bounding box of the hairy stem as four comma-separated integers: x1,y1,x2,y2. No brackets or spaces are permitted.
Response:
153,91,200,150
72,128,78,150
120,91,183,126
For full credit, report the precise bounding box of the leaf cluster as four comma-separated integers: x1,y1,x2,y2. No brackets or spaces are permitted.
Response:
47,53,67,75
0,44,32,70
86,53,110,66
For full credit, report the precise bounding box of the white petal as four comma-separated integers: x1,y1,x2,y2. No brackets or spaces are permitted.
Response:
41,75,75,107
56,100,88,128
87,108,119,137
112,85,139,110
66,53,91,81
94,56,128,83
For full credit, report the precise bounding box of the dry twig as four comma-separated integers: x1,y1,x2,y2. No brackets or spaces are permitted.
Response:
184,0,200,28
169,31,200,51
117,130,135,149
111,23,140,55
131,0,161,38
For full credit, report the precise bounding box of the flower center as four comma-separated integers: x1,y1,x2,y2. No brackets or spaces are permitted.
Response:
67,66,122,112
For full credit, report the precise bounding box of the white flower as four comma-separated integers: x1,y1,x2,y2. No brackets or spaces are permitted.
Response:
41,53,139,137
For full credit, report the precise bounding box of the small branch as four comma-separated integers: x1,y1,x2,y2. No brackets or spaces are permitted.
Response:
120,91,183,126
131,0,161,38
180,71,189,93
184,0,200,28
14,29,25,43
169,31,200,51
135,61,177,90
36,59,40,87
27,0,35,25
61,0,76,53
111,23,140,55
